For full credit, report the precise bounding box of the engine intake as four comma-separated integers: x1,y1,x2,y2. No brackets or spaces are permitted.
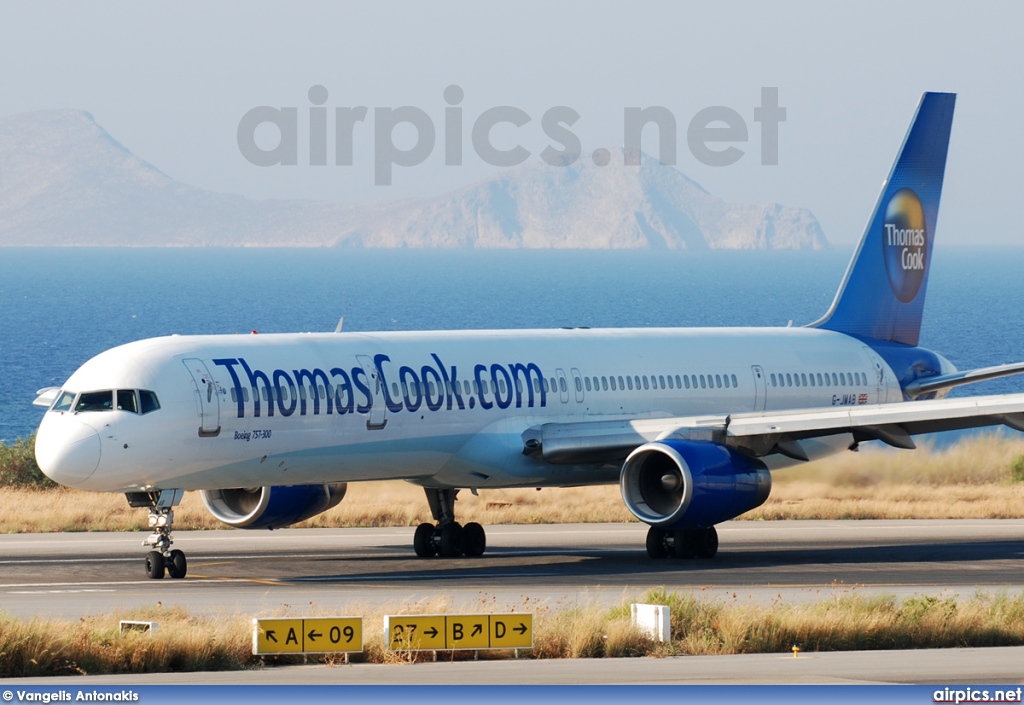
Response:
201,482,347,529
620,441,770,529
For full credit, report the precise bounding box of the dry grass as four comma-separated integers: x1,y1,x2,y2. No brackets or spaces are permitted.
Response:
5,590,1024,675
3,435,1024,533
0,605,254,677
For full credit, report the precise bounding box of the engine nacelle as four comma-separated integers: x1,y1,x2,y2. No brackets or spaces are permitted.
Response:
620,441,771,529
200,483,347,529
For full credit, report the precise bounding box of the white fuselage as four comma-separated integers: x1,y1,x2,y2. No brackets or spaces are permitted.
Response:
35,326,905,493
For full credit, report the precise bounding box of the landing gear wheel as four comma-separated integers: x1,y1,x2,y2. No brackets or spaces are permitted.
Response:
672,530,696,559
167,549,188,579
145,550,165,579
414,522,437,557
439,522,465,557
694,527,719,559
463,522,486,557
646,527,669,559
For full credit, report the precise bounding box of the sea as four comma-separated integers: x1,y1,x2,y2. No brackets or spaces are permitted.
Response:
2,246,1023,445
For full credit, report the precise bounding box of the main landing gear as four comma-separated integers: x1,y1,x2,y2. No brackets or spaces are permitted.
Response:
645,525,719,560
126,489,188,579
413,488,487,558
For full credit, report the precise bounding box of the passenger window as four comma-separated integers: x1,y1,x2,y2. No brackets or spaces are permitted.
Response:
699,375,706,389
716,374,722,388
559,378,567,393
684,376,690,389
575,378,582,392
230,388,238,403
667,376,674,390
618,376,625,389
610,377,617,391
53,391,76,412
585,377,592,391
786,373,793,386
731,374,738,387
76,391,113,412
627,376,634,390
642,376,649,390
139,390,161,414
602,376,608,391
817,373,823,387
675,375,682,389
724,375,730,389
809,374,815,387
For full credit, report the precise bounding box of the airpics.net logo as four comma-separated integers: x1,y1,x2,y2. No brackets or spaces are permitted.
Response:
881,187,928,303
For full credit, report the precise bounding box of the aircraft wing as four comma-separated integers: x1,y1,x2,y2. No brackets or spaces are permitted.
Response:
523,392,1024,464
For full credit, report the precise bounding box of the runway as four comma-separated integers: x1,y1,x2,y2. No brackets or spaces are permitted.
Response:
2,519,1023,620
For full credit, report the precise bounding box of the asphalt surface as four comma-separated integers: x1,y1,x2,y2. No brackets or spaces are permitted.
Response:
2,520,1023,684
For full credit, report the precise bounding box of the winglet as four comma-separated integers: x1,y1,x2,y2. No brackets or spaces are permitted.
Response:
811,92,956,346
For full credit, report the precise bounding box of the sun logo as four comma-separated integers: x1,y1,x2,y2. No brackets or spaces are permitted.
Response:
881,187,927,303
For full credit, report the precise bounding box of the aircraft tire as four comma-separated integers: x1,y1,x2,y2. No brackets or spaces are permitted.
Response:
462,522,486,557
694,527,719,559
672,530,696,559
145,551,165,579
413,522,437,557
439,522,464,558
646,527,669,559
167,549,187,578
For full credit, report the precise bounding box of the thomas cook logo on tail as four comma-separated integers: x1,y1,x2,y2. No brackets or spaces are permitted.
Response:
881,187,928,303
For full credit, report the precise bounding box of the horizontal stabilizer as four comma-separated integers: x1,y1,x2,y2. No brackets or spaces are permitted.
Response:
903,361,1024,397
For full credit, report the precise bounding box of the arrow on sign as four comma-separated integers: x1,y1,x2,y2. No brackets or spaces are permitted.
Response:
424,627,439,638
307,629,322,642
266,630,278,643
471,624,483,637
514,623,528,635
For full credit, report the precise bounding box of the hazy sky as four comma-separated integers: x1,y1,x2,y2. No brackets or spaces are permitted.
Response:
2,0,1022,245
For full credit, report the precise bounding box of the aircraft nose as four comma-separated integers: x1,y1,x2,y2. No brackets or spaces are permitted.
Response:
35,418,101,486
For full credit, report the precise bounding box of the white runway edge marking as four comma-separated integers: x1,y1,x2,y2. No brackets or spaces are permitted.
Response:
0,547,618,567
0,578,256,589
290,571,565,583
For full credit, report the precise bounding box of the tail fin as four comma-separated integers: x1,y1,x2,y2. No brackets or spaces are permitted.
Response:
812,92,955,346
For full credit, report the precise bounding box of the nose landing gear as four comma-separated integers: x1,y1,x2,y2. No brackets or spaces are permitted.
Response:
127,489,187,579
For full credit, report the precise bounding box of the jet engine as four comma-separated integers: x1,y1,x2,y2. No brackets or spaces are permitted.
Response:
620,440,771,529
201,483,347,530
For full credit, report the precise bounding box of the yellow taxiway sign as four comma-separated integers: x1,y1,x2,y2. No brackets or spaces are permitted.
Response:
253,617,362,655
385,613,532,651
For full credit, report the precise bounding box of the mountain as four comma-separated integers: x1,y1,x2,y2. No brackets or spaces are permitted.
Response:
0,110,826,249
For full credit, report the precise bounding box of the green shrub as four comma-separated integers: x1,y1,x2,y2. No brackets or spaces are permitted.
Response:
1011,455,1024,483
0,436,55,488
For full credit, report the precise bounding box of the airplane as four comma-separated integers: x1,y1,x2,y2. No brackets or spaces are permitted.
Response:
32,91,1024,580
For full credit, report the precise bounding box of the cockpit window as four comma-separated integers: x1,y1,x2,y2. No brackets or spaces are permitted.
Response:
117,389,139,413
52,391,76,412
139,390,160,414
75,391,113,412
